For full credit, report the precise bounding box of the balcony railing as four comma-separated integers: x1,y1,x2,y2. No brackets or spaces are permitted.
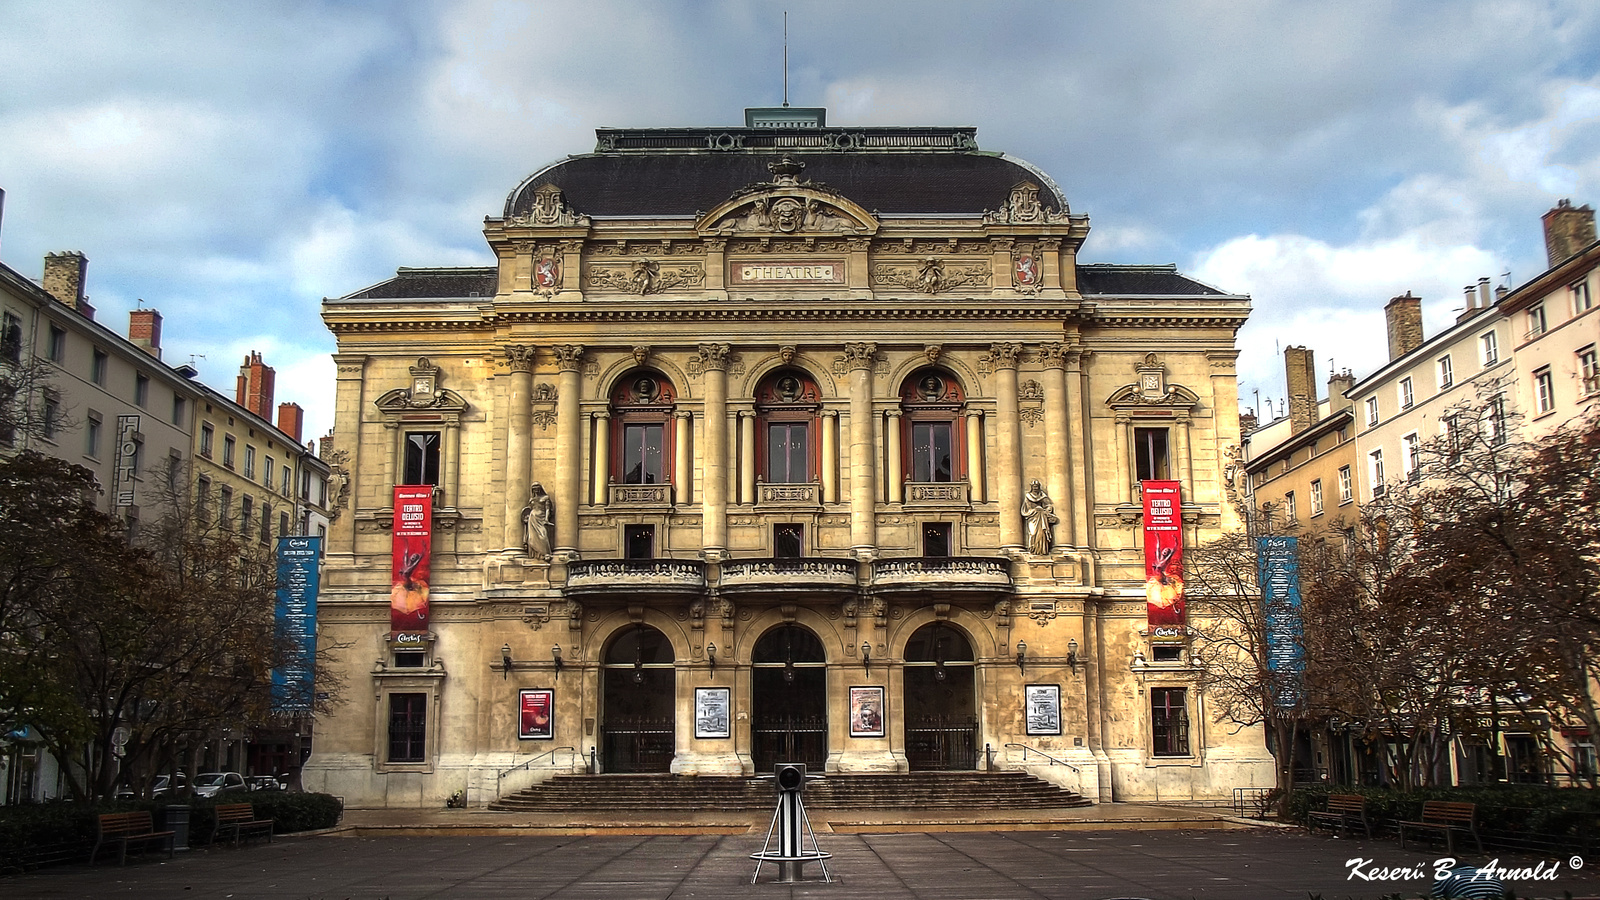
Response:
565,559,706,595
608,484,674,506
903,481,969,505
870,557,1012,594
756,482,821,506
719,557,858,595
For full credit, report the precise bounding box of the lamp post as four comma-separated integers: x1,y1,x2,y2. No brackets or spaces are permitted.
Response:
1067,638,1080,671
1015,640,1027,675
861,641,871,673
552,644,563,680
707,642,717,676
501,644,512,680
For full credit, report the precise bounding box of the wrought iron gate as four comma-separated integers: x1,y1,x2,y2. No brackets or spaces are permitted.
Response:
905,715,977,770
752,715,828,772
600,716,674,773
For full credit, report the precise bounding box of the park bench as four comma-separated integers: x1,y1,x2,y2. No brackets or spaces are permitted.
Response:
1398,800,1484,854
1308,793,1373,839
91,811,175,865
211,802,275,847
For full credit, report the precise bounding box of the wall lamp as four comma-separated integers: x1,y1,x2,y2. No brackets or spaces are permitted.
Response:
706,642,717,676
501,644,513,680
861,641,872,673
1015,640,1027,675
1067,638,1081,671
552,644,563,680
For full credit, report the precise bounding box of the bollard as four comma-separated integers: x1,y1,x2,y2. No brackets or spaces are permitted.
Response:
750,764,831,884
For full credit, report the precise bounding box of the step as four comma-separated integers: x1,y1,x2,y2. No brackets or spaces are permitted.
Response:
488,772,1093,812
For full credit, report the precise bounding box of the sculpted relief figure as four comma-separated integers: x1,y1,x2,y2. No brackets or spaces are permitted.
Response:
521,482,554,559
1022,479,1059,555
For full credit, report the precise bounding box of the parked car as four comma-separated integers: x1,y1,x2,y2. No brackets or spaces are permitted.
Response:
116,774,185,798
249,775,284,792
191,772,248,798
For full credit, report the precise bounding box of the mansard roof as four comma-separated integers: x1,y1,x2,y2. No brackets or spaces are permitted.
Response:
1076,264,1227,297
342,267,497,301
504,126,1066,219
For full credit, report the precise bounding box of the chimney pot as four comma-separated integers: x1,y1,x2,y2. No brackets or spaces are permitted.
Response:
1543,199,1597,268
1385,292,1424,360
127,308,163,358
236,351,276,419
277,402,303,443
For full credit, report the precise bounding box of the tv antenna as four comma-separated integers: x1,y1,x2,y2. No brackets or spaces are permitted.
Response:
782,11,789,108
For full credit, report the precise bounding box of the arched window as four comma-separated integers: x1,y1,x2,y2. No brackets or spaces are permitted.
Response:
756,369,821,484
900,368,966,483
610,371,677,485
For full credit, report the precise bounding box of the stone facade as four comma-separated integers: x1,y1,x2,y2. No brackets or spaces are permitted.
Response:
304,113,1272,808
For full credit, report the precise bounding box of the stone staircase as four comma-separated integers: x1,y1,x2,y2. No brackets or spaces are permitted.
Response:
489,771,1093,813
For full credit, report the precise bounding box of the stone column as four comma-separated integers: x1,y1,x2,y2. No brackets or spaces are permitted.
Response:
383,422,401,495
502,345,536,551
674,411,692,506
1176,413,1194,492
739,411,756,505
552,344,585,558
821,410,839,504
591,411,610,506
1114,414,1132,505
1040,344,1070,547
965,410,984,503
328,354,367,554
697,343,731,558
1065,348,1091,548
990,343,1024,549
444,420,460,508
884,410,903,503
844,343,878,553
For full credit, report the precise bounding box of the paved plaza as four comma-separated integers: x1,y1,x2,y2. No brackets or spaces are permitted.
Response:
6,824,1600,900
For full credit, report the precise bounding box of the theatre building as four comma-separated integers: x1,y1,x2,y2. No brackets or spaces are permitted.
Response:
304,107,1272,808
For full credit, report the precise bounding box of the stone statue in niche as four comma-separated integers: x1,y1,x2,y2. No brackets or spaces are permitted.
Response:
1021,479,1058,555
521,482,553,560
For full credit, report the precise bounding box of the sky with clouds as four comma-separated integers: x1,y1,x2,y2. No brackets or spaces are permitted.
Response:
2,0,1597,441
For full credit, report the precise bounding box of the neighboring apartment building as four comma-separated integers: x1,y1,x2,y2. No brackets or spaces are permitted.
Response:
1,252,201,530
1348,287,1514,503
1240,346,1356,535
305,106,1271,810
1499,200,1599,438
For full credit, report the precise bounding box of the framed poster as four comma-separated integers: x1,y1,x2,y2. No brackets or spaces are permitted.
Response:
1025,684,1062,736
849,686,886,738
694,687,731,739
518,688,554,740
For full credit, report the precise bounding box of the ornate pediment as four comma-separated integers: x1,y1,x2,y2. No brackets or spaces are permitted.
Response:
983,180,1073,225
506,183,590,228
375,357,469,416
698,156,878,237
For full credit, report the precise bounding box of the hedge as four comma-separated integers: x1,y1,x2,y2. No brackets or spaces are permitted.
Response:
0,792,343,874
1292,784,1600,852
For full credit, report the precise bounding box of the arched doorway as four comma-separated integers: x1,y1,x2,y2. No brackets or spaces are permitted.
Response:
751,623,828,772
600,625,676,773
902,622,978,770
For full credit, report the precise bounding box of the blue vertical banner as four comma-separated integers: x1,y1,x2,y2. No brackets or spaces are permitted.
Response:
273,536,322,712
1257,536,1303,709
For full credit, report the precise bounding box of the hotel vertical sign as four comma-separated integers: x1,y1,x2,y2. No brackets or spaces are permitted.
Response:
391,485,433,633
113,415,140,508
272,536,322,712
1142,480,1186,642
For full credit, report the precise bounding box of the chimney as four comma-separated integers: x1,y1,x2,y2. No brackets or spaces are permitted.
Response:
236,351,276,419
1239,411,1258,434
318,429,336,461
1327,369,1355,416
1284,345,1318,435
1385,292,1424,360
1478,276,1492,310
1543,199,1597,267
43,251,94,319
277,402,303,443
127,307,163,358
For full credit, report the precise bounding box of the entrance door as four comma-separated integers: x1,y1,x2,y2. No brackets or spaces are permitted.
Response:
902,622,978,770
751,624,828,772
600,625,676,773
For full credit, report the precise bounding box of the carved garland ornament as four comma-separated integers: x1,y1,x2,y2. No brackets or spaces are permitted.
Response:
873,257,989,294
586,258,706,295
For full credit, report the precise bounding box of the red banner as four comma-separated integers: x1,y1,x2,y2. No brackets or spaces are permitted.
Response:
1142,480,1186,642
391,485,433,633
